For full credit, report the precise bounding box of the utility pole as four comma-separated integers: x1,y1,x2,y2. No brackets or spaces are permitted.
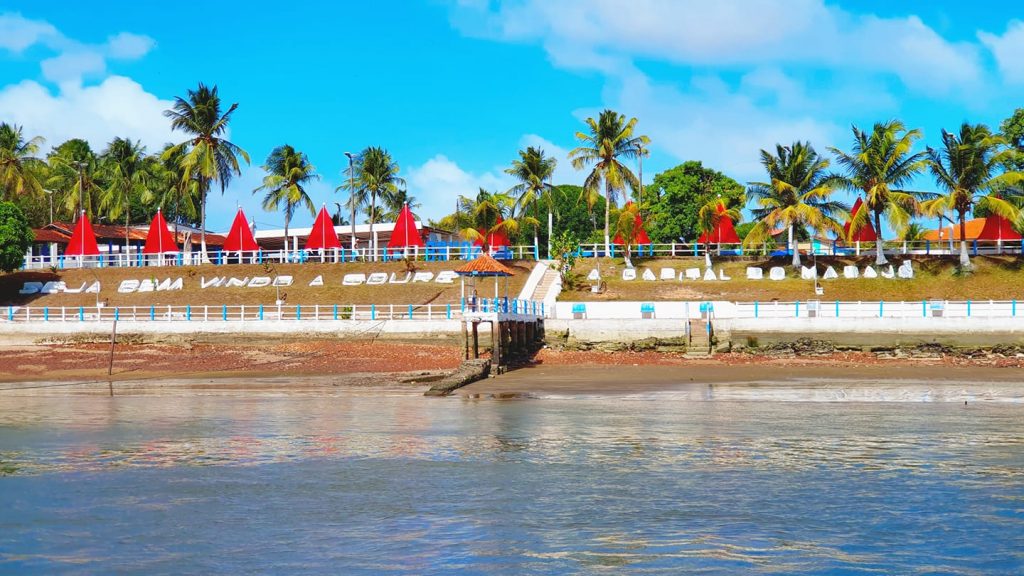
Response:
636,142,646,220
344,152,356,252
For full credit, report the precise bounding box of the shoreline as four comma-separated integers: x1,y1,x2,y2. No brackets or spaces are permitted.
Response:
2,341,1023,399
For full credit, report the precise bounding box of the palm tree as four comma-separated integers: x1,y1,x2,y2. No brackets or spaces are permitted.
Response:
347,147,404,259
506,146,557,257
381,188,420,222
46,139,101,219
569,109,649,255
253,144,318,249
163,83,250,260
744,142,845,268
613,201,642,267
829,120,929,265
0,123,45,200
153,143,200,234
458,189,537,251
100,137,150,252
901,222,929,242
923,123,1024,268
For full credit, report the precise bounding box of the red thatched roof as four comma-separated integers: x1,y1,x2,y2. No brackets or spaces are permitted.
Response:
454,253,515,276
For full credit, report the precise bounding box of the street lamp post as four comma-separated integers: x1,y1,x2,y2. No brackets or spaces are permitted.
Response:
344,152,356,254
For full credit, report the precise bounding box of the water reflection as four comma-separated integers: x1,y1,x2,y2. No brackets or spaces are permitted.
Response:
0,390,1022,573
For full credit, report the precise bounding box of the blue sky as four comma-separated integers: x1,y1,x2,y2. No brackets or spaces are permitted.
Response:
1,1,1022,233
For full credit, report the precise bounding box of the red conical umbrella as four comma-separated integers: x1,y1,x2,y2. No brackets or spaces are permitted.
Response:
485,215,511,249
697,203,741,244
387,203,425,248
223,208,259,252
613,202,651,245
143,209,179,254
66,211,100,256
305,205,341,250
843,197,878,242
977,213,1021,241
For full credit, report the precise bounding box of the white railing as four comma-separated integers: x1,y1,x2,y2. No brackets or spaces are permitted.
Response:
23,243,543,270
571,239,1023,259
1,299,547,323
555,299,1024,320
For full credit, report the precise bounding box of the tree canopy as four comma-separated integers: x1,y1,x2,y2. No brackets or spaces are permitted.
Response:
644,161,744,244
0,201,33,272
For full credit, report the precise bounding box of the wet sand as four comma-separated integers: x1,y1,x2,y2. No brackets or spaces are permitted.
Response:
460,363,1024,398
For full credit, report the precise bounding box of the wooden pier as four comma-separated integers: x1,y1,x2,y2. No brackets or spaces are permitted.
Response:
462,310,545,374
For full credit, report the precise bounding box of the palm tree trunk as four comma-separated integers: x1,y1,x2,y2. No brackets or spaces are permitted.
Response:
789,224,801,268
874,210,887,266
603,181,611,257
959,213,971,268
369,190,376,262
547,208,553,260
284,213,290,261
200,184,207,263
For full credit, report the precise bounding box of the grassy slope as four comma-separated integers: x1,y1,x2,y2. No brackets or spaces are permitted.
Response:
564,256,1024,302
0,260,533,308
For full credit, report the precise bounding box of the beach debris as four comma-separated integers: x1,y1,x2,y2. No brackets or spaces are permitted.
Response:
822,266,838,280
769,267,786,280
863,266,878,279
642,268,657,281
746,267,763,280
843,265,859,279
424,358,491,396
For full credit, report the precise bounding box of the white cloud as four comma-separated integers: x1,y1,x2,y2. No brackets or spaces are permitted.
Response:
451,0,984,94
406,154,512,220
980,20,1024,85
40,51,106,84
0,12,60,52
0,76,176,152
105,32,155,59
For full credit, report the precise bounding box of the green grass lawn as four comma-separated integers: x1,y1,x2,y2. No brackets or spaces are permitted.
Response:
564,255,1024,302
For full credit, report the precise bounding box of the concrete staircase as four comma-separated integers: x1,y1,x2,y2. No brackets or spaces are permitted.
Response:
533,266,562,303
686,319,713,357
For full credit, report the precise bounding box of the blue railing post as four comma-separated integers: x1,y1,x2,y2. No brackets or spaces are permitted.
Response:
879,301,884,317
967,300,972,317
297,305,301,320
258,305,263,320
222,305,227,321
925,240,930,255
446,303,452,319
835,300,839,317
922,300,926,317
1013,300,1017,317
79,306,83,321
408,304,413,319
371,304,376,320
187,305,192,321
59,255,64,269
541,302,545,317
795,301,800,317
99,254,104,268
150,305,155,320
754,301,759,318
43,307,49,321
333,304,338,320
114,308,119,321
972,240,978,256
461,297,465,312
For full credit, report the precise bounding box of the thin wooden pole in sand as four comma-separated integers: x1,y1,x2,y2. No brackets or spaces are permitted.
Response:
107,318,117,396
